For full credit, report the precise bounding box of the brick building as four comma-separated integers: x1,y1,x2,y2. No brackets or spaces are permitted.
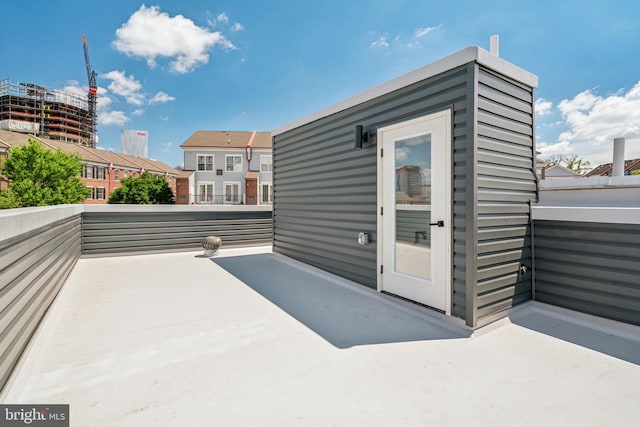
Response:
0,129,178,203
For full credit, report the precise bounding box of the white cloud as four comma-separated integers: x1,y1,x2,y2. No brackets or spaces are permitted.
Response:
132,108,144,116
113,5,235,74
415,24,443,38
96,93,113,111
98,110,129,126
57,80,86,97
161,116,169,122
554,82,640,164
102,70,145,105
537,140,572,157
216,13,229,24
371,36,389,48
372,24,442,50
535,98,553,117
395,146,409,162
207,11,243,33
149,91,175,104
162,141,173,153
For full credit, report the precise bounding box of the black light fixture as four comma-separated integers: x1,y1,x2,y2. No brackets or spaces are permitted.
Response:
355,125,374,149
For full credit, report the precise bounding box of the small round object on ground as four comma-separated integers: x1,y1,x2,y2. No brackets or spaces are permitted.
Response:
202,236,222,257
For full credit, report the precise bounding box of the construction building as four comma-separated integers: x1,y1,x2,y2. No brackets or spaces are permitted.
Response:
0,78,95,146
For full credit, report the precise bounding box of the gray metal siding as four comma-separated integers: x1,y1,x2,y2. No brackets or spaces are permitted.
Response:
0,215,81,392
396,210,431,246
274,66,470,302
533,220,640,326
273,63,536,327
82,211,272,255
473,66,537,326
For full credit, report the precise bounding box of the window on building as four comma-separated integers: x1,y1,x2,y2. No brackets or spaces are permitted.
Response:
261,183,273,204
96,167,105,180
86,187,94,200
114,169,120,181
85,165,94,179
198,183,214,204
225,155,242,172
260,156,272,172
96,187,106,200
123,170,129,179
197,155,214,171
224,182,241,204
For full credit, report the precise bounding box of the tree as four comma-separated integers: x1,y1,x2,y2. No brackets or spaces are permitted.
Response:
544,154,591,175
563,155,591,175
108,171,175,204
0,139,90,209
544,154,564,168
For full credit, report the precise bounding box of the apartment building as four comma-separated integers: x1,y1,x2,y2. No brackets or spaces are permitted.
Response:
0,129,178,203
180,130,272,205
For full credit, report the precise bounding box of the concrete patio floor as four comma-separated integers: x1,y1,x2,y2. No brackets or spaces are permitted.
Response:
2,246,639,426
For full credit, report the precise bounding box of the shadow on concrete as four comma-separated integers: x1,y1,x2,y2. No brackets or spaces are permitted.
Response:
213,253,470,348
510,308,640,365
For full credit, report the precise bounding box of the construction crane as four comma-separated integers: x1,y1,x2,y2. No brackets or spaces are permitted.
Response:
82,34,98,147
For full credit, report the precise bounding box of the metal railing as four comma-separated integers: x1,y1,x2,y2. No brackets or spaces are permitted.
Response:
194,193,273,205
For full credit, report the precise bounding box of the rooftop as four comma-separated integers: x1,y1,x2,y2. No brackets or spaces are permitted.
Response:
587,158,640,177
180,130,271,149
0,129,179,175
2,245,639,426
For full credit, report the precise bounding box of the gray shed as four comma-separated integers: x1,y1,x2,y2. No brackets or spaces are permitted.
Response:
272,46,538,328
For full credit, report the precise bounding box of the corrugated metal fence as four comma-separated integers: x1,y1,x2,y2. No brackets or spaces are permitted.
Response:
0,214,81,391
533,219,640,326
82,209,272,255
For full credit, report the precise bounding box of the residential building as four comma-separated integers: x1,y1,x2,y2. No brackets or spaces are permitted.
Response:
542,164,583,179
0,129,178,203
180,130,272,205
175,170,195,205
586,158,640,176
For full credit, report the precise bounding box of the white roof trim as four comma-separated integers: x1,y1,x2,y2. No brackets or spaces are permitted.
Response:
273,45,537,136
532,206,640,225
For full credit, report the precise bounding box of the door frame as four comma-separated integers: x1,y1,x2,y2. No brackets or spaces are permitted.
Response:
376,109,452,315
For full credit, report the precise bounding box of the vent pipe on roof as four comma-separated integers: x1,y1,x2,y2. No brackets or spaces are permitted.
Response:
612,137,626,177
490,34,499,57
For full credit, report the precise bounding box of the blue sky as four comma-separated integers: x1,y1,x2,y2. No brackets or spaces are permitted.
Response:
2,0,639,168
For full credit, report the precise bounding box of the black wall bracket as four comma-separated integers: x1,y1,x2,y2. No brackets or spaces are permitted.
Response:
355,125,376,149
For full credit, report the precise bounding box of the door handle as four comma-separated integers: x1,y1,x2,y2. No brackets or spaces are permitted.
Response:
429,220,444,227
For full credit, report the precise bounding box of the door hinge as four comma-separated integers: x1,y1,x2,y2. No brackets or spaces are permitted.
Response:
380,265,384,274
380,206,383,215
380,149,383,157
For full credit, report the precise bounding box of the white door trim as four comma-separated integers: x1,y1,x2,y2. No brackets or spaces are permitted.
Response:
376,110,452,314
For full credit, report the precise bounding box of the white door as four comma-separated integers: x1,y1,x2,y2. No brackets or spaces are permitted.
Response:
377,110,451,313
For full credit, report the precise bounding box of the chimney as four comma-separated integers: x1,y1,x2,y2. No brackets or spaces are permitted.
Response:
612,137,625,177
490,35,499,57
